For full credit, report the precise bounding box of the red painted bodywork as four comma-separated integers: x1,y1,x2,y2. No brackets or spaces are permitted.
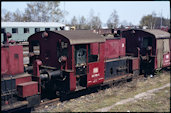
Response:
90,43,98,55
104,38,126,59
87,43,105,87
132,58,139,70
1,48,8,74
119,38,126,57
87,62,104,87
170,38,171,51
70,72,76,91
33,60,42,77
70,46,76,91
15,76,32,87
33,60,42,93
17,81,38,98
1,45,24,75
154,57,158,69
163,52,170,67
105,39,120,59
99,43,105,62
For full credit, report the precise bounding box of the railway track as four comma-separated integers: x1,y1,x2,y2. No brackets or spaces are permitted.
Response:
32,73,145,112
33,98,60,111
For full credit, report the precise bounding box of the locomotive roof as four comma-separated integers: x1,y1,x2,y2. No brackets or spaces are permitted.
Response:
143,29,170,39
123,29,170,39
55,30,105,44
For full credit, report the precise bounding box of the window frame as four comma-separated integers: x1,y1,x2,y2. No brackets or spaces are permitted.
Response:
88,44,99,63
1,28,6,33
55,28,58,31
12,28,18,34
45,28,50,31
24,28,29,33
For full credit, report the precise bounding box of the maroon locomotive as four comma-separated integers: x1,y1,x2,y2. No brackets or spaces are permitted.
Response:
27,30,140,95
1,29,170,112
122,29,170,75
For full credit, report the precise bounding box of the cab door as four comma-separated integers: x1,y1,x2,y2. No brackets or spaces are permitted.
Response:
87,62,104,87
87,43,105,87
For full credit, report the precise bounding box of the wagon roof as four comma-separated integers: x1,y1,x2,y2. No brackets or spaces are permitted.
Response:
143,29,170,39
122,29,170,39
1,22,65,27
55,30,105,44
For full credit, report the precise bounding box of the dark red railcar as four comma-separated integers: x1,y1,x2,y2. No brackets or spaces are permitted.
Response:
1,33,40,112
122,29,170,74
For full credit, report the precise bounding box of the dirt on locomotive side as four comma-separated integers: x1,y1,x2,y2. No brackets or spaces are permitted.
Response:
32,71,170,112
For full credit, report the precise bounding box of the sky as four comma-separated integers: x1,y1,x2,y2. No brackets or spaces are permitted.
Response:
1,1,170,26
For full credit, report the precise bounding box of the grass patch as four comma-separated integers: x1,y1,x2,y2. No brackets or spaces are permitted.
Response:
109,87,170,112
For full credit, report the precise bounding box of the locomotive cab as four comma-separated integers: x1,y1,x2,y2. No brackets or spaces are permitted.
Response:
75,44,99,75
74,43,101,88
28,30,105,96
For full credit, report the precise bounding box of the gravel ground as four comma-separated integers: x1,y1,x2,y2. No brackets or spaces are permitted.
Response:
96,83,170,112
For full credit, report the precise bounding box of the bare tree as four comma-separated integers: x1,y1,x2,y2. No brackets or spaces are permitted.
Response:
90,16,102,29
78,16,87,29
47,1,64,22
36,2,48,22
2,2,64,22
107,10,119,29
87,9,102,30
1,8,7,21
151,11,157,29
12,9,23,22
80,16,86,25
23,2,40,22
2,9,12,22
61,9,69,23
71,16,78,26
121,20,128,27
140,11,158,29
3,12,12,22
22,2,64,22
88,9,95,30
